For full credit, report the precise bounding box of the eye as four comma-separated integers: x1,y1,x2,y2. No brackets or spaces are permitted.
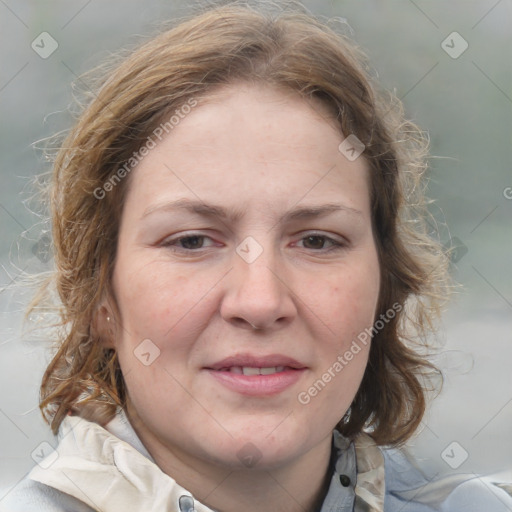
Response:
162,234,217,251
296,233,346,251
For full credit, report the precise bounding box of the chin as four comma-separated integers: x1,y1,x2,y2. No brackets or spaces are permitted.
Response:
205,420,313,470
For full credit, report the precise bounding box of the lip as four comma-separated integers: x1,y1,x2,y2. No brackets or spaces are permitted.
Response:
204,353,307,397
206,354,306,371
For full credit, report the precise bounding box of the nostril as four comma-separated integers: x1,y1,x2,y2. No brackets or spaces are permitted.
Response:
231,317,264,330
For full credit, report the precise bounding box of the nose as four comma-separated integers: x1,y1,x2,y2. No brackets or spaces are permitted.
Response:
220,241,297,331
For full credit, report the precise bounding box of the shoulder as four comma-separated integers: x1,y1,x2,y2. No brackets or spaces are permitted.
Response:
442,476,512,510
381,446,512,512
1,477,94,512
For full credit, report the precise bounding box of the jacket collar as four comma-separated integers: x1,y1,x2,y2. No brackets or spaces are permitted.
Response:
29,410,385,512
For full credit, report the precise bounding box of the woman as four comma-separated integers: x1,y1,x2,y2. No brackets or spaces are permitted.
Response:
5,3,511,511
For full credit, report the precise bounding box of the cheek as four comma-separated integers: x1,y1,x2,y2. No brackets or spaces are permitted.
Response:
305,261,380,343
111,259,212,404
114,257,215,342
111,256,230,391
295,265,379,421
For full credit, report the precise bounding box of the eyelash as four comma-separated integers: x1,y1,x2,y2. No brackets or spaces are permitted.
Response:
161,232,347,253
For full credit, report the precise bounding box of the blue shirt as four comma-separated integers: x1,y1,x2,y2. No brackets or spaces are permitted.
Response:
320,430,512,511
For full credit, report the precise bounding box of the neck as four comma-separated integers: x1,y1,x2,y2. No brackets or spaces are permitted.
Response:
126,407,333,512
194,459,333,512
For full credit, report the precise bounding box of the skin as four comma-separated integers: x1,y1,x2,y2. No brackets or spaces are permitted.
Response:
107,83,381,512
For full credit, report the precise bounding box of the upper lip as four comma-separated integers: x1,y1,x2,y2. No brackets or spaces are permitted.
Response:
206,354,307,371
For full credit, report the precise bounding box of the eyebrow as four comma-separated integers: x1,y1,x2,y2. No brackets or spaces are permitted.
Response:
141,198,362,223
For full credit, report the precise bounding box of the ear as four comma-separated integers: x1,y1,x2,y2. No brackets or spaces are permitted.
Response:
93,302,117,349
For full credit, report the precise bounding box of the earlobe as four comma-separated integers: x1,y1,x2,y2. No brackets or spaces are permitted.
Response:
94,303,116,349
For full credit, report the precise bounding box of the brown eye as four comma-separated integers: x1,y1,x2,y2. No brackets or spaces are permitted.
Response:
295,233,346,252
161,233,217,251
179,235,206,249
303,235,328,249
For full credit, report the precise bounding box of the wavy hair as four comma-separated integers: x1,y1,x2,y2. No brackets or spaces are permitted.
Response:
32,1,450,446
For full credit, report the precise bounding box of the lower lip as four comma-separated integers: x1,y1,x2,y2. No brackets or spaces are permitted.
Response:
205,368,306,396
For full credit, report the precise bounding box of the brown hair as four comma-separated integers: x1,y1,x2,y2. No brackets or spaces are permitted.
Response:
33,2,449,446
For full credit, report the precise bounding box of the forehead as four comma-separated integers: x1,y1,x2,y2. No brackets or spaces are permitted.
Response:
170,83,341,156
124,83,371,221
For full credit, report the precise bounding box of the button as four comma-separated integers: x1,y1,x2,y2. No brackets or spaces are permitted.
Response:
339,474,351,487
179,495,195,512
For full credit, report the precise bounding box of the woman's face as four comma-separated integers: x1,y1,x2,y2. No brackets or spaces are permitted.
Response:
111,83,380,471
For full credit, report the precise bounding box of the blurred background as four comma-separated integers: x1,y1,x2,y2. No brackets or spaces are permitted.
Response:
1,0,511,502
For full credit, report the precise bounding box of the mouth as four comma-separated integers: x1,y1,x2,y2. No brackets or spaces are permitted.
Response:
216,366,293,375
206,354,306,372
204,354,307,396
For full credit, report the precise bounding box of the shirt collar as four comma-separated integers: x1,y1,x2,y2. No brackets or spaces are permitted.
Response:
320,431,385,512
